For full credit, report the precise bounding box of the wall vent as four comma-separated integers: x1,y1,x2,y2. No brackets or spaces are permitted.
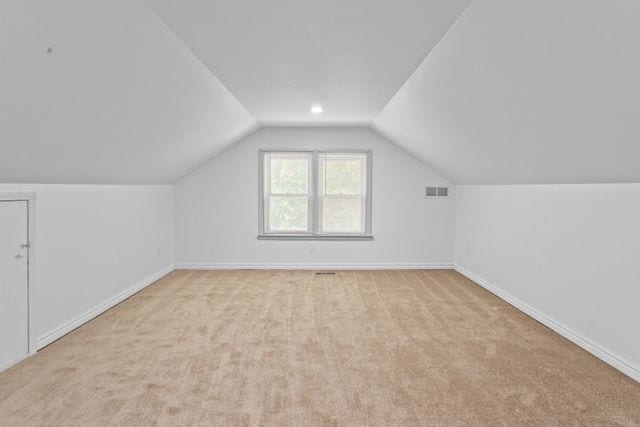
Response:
425,186,449,198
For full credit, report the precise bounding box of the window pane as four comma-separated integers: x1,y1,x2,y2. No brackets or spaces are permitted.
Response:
269,196,309,231
321,197,362,233
270,155,309,194
260,150,370,236
321,154,364,195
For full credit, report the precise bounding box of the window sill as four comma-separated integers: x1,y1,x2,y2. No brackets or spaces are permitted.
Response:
257,234,374,241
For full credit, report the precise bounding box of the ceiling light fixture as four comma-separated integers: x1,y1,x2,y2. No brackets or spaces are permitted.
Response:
309,105,323,114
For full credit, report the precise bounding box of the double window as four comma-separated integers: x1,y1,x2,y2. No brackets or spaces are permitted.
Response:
259,150,372,239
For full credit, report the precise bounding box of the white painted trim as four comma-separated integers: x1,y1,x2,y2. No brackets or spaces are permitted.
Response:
454,265,640,383
176,263,453,270
36,265,175,350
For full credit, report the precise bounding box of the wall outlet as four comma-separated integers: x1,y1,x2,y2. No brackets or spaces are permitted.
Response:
308,244,316,253
465,245,471,255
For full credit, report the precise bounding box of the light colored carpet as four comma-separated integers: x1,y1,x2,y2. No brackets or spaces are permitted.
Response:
0,269,638,425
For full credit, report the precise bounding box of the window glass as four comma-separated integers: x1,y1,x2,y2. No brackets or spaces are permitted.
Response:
270,155,309,194
268,196,309,231
322,156,363,195
319,153,366,233
321,197,362,233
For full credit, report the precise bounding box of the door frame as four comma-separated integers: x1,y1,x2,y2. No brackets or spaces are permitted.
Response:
0,193,37,357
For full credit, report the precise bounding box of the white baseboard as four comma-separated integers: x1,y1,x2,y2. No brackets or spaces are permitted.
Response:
454,265,640,383
36,265,175,350
176,262,454,270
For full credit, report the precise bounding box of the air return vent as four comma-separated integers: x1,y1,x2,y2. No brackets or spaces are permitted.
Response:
425,186,449,198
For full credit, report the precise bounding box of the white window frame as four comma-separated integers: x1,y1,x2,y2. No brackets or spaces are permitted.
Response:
258,149,373,240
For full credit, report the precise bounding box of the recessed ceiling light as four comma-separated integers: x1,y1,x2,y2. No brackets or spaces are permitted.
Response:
309,105,323,114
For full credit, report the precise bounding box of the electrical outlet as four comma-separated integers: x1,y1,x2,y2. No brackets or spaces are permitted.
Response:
465,245,471,255
308,244,316,253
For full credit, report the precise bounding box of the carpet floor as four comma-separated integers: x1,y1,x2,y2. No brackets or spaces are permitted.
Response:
0,269,639,425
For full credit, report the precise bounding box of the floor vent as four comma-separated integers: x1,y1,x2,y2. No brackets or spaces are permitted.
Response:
315,272,336,275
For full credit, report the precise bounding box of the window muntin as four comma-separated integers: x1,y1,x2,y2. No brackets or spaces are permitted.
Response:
259,150,371,238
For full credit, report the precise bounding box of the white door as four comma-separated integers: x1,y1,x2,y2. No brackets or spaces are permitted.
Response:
0,200,29,370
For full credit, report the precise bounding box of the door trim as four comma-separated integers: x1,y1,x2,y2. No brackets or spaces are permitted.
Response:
0,193,37,358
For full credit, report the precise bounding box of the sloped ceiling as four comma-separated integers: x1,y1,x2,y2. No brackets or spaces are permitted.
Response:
146,0,470,125
4,0,638,185
0,0,257,184
374,0,640,184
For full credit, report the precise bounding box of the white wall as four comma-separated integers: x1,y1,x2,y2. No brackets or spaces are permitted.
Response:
0,184,174,347
454,184,640,380
175,127,453,267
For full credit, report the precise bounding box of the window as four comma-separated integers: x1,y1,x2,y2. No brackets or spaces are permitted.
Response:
259,150,372,239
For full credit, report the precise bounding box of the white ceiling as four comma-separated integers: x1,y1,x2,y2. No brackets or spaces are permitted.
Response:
0,0,257,184
147,0,471,125
4,0,639,185
374,0,640,184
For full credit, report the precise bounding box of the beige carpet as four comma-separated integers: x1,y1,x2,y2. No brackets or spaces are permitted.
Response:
0,270,639,425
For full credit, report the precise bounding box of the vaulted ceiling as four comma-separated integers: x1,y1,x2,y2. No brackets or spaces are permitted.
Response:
373,0,640,184
147,0,470,125
0,0,257,184
2,0,639,184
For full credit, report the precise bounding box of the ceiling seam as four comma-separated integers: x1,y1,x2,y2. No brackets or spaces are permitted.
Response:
371,0,477,124
368,125,456,184
142,0,259,126
367,0,478,184
173,122,261,185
